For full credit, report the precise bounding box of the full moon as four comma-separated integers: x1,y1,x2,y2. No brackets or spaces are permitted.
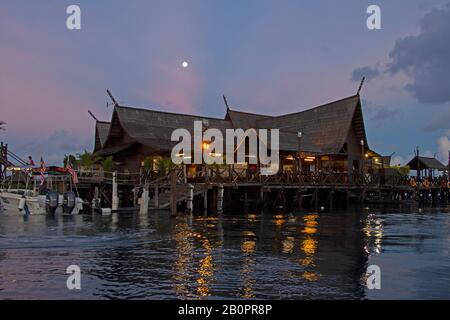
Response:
182,61,189,68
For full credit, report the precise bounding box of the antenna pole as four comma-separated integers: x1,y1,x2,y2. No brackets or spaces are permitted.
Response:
357,77,365,95
106,89,118,106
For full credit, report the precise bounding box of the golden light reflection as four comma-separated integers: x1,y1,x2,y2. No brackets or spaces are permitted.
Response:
196,238,214,297
173,222,194,298
363,214,383,255
172,220,216,299
239,257,256,298
302,271,320,282
273,214,286,226
299,213,320,282
301,238,317,255
242,231,256,237
242,240,256,254
239,231,257,298
282,236,295,254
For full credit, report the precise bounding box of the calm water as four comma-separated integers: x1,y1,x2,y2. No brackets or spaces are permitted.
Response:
0,206,449,299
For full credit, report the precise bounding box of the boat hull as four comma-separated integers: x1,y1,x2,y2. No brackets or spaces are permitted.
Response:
0,190,83,215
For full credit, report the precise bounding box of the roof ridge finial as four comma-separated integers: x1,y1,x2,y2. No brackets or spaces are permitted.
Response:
107,89,119,107
88,110,99,121
357,77,365,95
223,95,230,110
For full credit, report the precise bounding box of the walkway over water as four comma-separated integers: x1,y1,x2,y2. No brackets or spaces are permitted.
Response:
73,168,450,211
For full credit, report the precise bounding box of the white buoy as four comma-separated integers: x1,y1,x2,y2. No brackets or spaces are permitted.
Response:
101,208,112,215
320,206,325,211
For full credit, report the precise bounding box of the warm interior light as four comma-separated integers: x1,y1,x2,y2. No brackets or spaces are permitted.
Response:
304,158,315,162
365,153,369,158
202,142,210,150
209,152,222,157
286,155,295,160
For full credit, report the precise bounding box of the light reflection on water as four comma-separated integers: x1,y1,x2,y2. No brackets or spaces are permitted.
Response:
0,206,449,299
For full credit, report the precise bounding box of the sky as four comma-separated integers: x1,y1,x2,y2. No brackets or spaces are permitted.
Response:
1,0,449,166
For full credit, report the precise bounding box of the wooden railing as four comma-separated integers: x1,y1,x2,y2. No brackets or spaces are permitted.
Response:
76,166,449,189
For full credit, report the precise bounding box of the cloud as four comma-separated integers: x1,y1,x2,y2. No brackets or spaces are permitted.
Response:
15,130,91,166
351,4,450,105
437,134,450,164
370,106,401,122
386,4,450,104
351,64,381,82
422,106,450,132
362,99,401,122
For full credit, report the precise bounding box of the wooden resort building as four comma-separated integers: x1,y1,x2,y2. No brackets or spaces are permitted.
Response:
93,94,384,178
85,93,450,212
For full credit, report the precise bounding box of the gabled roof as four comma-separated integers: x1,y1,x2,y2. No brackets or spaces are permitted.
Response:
96,94,367,156
407,156,447,171
257,95,364,154
94,121,111,152
103,105,234,153
226,109,272,129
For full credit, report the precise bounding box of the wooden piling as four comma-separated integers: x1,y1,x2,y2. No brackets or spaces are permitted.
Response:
154,184,159,209
170,171,177,216
139,187,149,215
217,184,224,213
112,171,119,211
187,184,194,213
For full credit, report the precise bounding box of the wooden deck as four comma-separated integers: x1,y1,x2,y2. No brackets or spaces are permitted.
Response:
75,168,449,211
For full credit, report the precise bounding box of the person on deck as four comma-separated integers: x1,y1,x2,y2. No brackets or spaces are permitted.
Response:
28,156,35,166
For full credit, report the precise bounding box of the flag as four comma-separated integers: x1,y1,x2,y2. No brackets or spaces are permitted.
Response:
39,157,46,185
66,163,79,184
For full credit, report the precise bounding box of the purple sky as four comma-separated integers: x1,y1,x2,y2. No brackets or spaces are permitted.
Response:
1,0,450,165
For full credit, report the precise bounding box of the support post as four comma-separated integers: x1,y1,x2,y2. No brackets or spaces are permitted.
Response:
154,184,159,209
139,187,149,215
217,184,224,213
187,184,194,213
112,171,119,211
170,170,177,216
203,190,208,212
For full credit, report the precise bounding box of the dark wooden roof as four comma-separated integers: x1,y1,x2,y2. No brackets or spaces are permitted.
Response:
103,105,233,153
226,109,272,129
96,94,368,156
257,95,365,154
407,156,447,170
94,121,111,152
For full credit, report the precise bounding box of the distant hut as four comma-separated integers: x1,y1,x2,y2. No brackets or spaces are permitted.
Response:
406,156,447,178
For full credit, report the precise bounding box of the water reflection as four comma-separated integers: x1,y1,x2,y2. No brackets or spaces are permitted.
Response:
363,214,383,255
1,207,449,299
299,213,320,282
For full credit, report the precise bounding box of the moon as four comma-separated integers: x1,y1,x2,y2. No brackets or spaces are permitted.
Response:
182,61,189,68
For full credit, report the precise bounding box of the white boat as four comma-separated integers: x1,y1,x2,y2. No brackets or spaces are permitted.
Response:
0,189,83,215
0,166,83,215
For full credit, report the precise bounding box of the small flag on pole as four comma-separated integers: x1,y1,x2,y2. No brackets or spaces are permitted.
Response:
39,157,46,185
66,162,79,184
